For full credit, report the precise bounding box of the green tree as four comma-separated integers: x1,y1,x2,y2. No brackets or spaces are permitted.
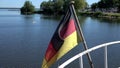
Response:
117,0,120,12
40,1,54,14
96,0,119,9
85,2,89,9
40,1,47,9
97,0,106,9
91,3,98,11
40,0,64,14
21,1,35,14
91,0,120,12
63,0,86,11
53,0,64,14
40,0,86,14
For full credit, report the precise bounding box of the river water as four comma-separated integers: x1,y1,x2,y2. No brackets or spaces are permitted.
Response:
0,9,120,68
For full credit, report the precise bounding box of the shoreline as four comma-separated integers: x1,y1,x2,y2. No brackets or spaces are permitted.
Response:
79,12,120,19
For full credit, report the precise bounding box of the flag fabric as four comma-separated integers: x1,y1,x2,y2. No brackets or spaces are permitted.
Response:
42,6,81,68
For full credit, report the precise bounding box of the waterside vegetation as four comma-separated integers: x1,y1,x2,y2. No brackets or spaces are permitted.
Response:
20,1,35,15
40,0,87,15
79,12,120,19
81,0,120,19
91,0,120,13
20,0,120,20
20,0,87,15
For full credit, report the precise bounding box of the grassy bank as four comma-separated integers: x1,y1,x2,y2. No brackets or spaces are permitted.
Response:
79,12,120,19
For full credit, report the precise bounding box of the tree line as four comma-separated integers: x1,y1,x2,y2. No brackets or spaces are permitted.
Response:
91,0,120,12
40,0,88,14
21,0,87,15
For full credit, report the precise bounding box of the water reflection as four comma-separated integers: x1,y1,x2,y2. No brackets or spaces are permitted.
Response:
78,16,87,23
91,17,120,24
40,15,61,21
22,15,35,24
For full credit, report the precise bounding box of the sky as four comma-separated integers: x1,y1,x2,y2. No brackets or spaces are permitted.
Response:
0,0,100,8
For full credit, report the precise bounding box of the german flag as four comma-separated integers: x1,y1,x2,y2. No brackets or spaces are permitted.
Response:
42,6,81,68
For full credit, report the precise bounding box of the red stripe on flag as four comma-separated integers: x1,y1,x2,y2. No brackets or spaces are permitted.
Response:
60,19,76,39
45,42,57,61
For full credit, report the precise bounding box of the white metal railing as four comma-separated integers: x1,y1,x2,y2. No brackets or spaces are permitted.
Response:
58,41,120,68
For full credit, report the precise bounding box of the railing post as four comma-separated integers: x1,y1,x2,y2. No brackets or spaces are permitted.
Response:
79,56,83,68
104,46,108,68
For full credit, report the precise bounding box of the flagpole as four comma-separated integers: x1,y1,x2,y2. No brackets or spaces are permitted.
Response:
69,1,94,68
